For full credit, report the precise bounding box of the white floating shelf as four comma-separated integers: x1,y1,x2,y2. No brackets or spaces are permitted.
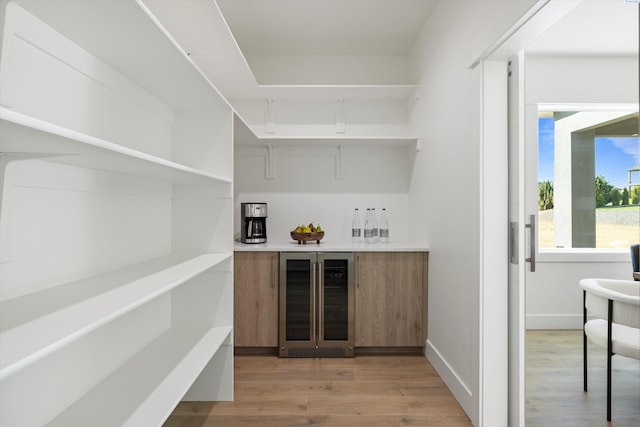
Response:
46,325,232,427
0,108,232,185
254,85,420,101
256,135,419,146
0,252,232,380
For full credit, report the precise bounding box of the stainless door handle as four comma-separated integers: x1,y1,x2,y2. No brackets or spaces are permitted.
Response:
318,261,324,343
525,214,536,272
311,262,317,345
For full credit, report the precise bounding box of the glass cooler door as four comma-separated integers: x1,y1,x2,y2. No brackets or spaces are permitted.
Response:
279,252,354,357
318,253,354,355
280,253,315,355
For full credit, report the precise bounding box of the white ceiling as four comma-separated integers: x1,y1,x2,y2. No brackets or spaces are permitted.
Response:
214,0,637,142
525,0,638,55
216,0,437,56
217,0,638,59
214,0,638,90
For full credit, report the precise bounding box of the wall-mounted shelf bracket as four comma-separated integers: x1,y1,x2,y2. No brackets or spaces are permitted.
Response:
265,144,276,179
0,151,67,179
336,99,346,134
265,99,275,134
335,144,345,179
406,90,420,117
0,152,70,218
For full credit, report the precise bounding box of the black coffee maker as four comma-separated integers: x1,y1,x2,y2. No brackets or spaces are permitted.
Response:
241,202,267,244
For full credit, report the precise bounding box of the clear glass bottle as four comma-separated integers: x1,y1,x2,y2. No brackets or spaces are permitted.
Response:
379,208,389,243
371,208,379,243
364,208,372,244
351,208,362,242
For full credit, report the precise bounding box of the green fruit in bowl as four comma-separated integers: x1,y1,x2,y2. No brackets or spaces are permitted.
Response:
293,223,324,234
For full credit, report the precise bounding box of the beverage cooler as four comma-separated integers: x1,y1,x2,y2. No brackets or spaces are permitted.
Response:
279,252,355,357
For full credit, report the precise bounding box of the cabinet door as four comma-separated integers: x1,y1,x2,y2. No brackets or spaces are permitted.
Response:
234,252,279,347
355,252,426,347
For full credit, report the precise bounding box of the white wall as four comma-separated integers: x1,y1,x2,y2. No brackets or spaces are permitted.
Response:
407,1,538,424
0,1,173,158
234,144,412,243
527,256,631,329
525,56,638,105
0,160,172,301
524,55,638,329
245,54,415,85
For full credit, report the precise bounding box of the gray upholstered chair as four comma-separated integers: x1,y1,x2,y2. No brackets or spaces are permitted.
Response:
580,278,640,421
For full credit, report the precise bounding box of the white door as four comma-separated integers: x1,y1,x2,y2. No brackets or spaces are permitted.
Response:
478,2,583,425
508,52,554,427
507,52,529,427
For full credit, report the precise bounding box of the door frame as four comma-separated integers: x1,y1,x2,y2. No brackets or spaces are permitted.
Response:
475,1,582,425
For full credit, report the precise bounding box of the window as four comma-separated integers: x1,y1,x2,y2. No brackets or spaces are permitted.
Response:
537,110,639,249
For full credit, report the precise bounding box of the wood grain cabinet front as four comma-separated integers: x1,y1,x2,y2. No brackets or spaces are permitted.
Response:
234,252,279,347
355,252,428,348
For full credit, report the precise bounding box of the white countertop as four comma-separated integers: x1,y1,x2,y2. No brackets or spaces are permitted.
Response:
234,240,428,252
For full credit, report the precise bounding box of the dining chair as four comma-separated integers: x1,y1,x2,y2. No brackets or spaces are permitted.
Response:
580,278,640,421
631,244,639,281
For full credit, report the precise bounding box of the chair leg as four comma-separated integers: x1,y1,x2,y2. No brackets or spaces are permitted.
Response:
607,299,613,422
583,290,588,392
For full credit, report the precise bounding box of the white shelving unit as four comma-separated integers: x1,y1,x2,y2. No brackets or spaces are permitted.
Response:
0,109,233,186
132,0,420,149
0,1,234,425
232,96,420,145
0,253,231,380
46,326,232,427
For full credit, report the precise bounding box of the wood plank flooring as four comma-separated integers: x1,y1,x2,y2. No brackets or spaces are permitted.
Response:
164,355,471,426
165,331,639,427
526,330,640,427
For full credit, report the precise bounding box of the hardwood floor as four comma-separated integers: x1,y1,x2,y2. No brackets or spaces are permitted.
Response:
526,330,640,427
165,331,639,426
164,355,472,426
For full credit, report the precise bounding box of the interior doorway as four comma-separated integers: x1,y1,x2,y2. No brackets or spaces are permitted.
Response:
479,0,638,425
517,1,638,425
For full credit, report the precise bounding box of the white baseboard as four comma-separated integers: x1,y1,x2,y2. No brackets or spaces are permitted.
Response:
424,339,475,425
526,314,583,330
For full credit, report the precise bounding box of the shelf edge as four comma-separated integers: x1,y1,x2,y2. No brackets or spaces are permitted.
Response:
0,252,232,380
44,326,232,427
0,108,232,184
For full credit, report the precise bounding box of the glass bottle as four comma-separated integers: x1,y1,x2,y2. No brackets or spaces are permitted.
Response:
379,208,389,243
371,208,379,243
351,208,362,242
364,208,372,244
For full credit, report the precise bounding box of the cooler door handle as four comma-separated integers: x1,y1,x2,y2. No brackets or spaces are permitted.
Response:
311,262,317,345
318,261,324,344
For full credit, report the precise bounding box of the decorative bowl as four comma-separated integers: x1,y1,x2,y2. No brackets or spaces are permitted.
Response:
290,231,325,244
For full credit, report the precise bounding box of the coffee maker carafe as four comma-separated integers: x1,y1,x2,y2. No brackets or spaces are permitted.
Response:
241,203,267,244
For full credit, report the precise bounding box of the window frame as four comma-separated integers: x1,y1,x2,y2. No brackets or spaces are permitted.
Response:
533,103,639,261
